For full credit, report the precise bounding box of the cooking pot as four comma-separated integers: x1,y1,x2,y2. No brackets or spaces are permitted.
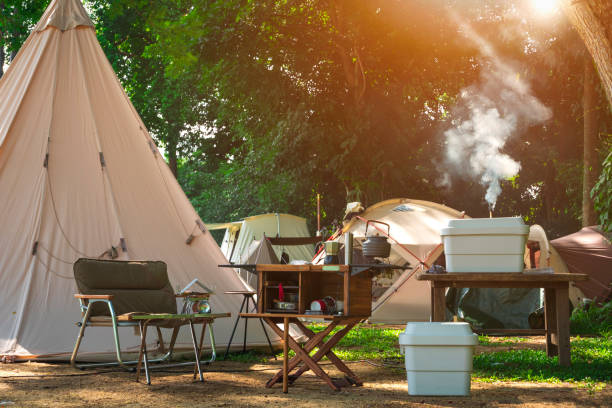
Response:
362,220,391,258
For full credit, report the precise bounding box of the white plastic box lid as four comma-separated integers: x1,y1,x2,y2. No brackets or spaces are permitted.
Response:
441,217,529,236
399,322,478,346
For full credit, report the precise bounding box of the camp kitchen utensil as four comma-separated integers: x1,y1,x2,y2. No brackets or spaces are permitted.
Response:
362,220,391,258
273,300,297,310
310,296,337,313
323,240,340,255
324,240,341,264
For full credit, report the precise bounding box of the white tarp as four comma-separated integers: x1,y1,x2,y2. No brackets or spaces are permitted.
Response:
0,0,275,359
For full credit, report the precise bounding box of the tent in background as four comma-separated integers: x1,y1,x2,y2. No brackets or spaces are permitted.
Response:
551,226,612,303
315,198,467,323
208,213,317,288
0,0,274,359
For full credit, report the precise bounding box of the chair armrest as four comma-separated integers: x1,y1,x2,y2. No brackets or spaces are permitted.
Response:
74,294,114,300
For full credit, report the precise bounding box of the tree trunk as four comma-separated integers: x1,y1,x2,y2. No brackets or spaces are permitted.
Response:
562,0,612,108
582,57,600,227
167,142,178,177
0,45,4,79
331,0,366,108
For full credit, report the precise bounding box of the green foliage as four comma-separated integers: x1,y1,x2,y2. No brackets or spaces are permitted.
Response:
0,0,48,76
4,1,609,234
592,149,612,234
219,350,270,364
137,0,610,232
570,299,612,337
307,323,403,361
473,337,612,383
85,0,211,174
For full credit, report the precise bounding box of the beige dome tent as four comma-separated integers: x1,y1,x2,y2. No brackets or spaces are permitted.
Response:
315,198,467,323
0,0,274,359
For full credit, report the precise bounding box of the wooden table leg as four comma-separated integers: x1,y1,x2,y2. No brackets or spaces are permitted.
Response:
286,319,360,388
265,321,337,387
555,285,571,366
294,319,363,386
264,318,340,391
432,284,446,322
136,321,150,384
544,288,558,357
283,317,289,393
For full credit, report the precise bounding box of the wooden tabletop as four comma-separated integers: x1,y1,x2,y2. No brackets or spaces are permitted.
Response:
255,264,350,272
240,312,368,320
417,272,589,282
118,312,231,321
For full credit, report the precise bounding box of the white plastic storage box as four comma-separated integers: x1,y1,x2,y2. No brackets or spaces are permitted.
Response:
441,217,529,272
399,322,478,396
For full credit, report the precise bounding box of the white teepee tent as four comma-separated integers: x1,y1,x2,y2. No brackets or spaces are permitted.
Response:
0,0,274,359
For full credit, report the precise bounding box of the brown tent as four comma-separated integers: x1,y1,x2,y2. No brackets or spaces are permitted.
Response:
551,227,612,302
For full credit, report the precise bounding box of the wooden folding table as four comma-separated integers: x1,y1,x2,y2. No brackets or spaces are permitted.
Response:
240,313,367,392
417,272,588,366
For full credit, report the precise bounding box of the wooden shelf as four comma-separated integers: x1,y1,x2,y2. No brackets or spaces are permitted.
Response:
256,264,372,317
266,308,299,314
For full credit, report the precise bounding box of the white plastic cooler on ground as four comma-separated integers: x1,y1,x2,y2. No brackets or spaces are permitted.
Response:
441,217,530,272
399,322,478,396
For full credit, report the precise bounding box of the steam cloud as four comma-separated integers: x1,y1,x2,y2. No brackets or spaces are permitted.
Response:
442,22,552,210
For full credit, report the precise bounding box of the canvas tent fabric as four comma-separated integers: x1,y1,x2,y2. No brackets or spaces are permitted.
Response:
208,214,314,289
315,198,467,323
246,239,281,265
0,0,275,359
209,213,314,276
238,239,280,287
551,227,612,302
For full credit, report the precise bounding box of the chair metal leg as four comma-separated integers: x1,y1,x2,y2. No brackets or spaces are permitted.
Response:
224,295,247,358
189,320,204,382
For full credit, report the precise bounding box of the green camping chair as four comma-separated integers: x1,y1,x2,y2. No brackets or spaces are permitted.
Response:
70,258,230,384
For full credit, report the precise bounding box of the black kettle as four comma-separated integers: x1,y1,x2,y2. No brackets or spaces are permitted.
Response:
362,220,391,258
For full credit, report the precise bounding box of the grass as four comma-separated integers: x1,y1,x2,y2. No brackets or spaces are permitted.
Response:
221,323,611,390
473,336,612,384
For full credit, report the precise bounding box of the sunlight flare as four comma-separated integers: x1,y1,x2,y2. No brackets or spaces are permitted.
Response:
531,0,559,15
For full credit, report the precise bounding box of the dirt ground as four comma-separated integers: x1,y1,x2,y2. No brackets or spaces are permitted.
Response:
1,339,609,408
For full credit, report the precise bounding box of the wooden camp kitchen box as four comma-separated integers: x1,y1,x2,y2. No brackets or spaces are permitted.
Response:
255,264,372,317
